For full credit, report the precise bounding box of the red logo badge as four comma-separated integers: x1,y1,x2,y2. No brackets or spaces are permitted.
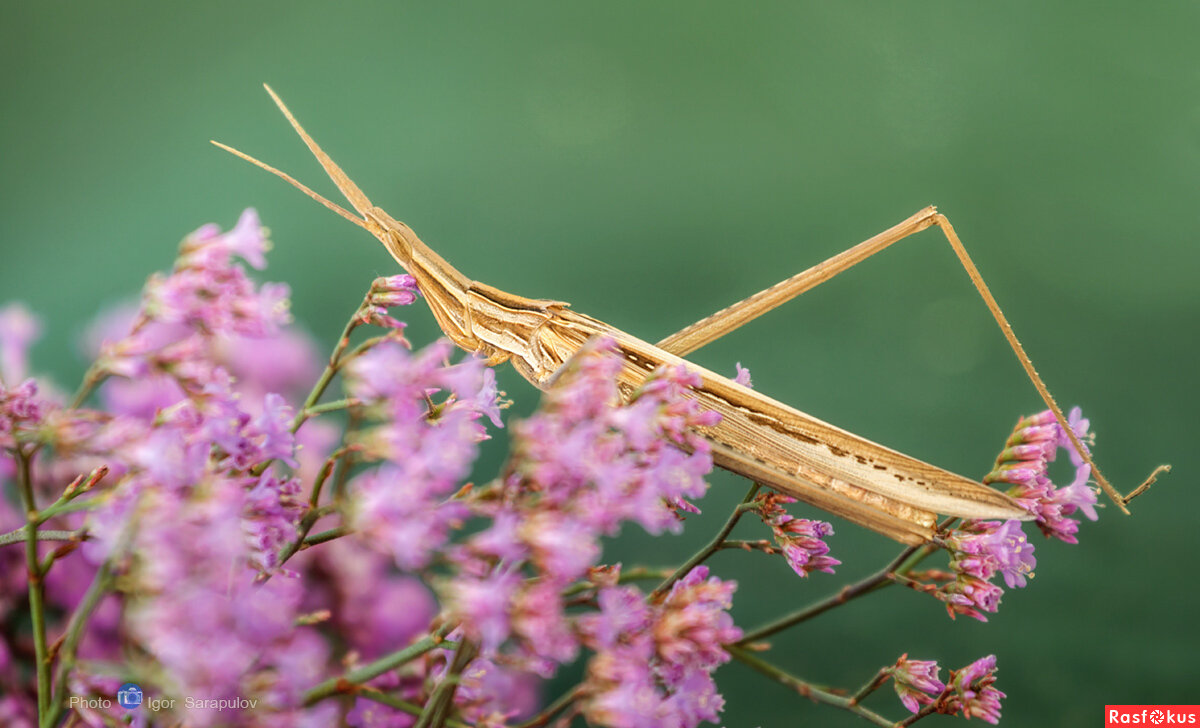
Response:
1106,706,1200,726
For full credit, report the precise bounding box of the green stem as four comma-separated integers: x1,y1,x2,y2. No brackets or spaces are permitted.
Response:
727,645,897,728
356,689,471,728
68,364,106,410
302,526,350,548
271,505,337,575
16,449,51,719
415,637,477,728
516,685,583,728
849,668,892,706
291,313,362,435
270,445,356,572
652,482,760,598
304,625,453,705
717,539,776,551
0,528,84,548
737,543,922,645
304,398,360,418
561,566,674,598
340,335,390,365
43,560,117,728
35,497,102,524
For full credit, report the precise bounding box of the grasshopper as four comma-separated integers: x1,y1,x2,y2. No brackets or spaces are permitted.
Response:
214,85,1164,546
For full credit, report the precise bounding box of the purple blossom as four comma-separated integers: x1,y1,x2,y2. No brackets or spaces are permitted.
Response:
732,363,752,388
943,655,1005,724
350,465,470,570
579,567,739,728
299,538,437,660
242,472,304,573
220,207,270,269
655,566,742,670
0,303,39,384
752,492,839,577
890,655,945,714
0,378,44,447
449,569,522,653
127,476,328,725
511,580,578,669
509,339,717,538
948,519,1036,589
937,575,1005,622
520,510,601,584
450,655,541,726
984,407,1100,544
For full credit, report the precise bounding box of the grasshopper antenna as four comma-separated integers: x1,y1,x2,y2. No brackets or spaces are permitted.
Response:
260,83,376,218
211,83,380,231
210,138,366,231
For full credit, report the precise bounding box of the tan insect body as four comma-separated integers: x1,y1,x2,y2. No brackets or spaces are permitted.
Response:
214,86,1165,546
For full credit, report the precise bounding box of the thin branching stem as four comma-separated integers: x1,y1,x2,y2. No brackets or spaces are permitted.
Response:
849,667,892,706
737,543,923,645
727,645,897,728
653,482,760,598
16,447,51,719
415,637,477,728
304,624,454,706
301,526,350,548
68,364,106,410
516,685,583,728
0,528,85,548
356,689,471,728
290,309,363,435
561,566,675,598
304,398,360,418
43,562,116,728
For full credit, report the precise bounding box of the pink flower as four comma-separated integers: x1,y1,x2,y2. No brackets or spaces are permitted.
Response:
890,655,945,713
579,568,739,728
0,303,39,384
943,655,1005,724
984,407,1100,544
948,519,1036,589
752,492,839,577
732,363,752,388
449,569,522,652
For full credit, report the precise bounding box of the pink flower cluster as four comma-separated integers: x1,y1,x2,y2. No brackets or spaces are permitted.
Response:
933,407,1100,621
889,654,1005,724
750,492,839,577
579,566,741,728
985,408,1099,543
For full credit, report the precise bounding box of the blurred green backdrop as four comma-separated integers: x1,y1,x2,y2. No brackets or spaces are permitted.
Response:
3,2,1197,726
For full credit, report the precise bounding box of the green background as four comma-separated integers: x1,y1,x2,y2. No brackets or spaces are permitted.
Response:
3,3,1197,726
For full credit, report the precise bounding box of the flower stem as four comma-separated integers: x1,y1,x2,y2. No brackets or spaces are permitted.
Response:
301,526,350,548
652,481,760,598
42,560,117,728
516,685,583,728
290,311,360,435
303,624,454,705
0,528,85,548
357,689,471,728
414,637,477,728
849,668,892,706
68,364,106,410
15,448,51,719
304,398,360,418
727,645,896,728
561,566,674,598
737,543,923,645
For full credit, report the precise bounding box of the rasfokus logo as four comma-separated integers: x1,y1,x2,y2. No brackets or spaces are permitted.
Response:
1106,706,1200,725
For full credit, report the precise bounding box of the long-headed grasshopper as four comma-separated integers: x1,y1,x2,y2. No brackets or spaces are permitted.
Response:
214,86,1164,546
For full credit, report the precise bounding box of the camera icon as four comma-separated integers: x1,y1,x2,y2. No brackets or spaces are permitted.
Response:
116,683,143,709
